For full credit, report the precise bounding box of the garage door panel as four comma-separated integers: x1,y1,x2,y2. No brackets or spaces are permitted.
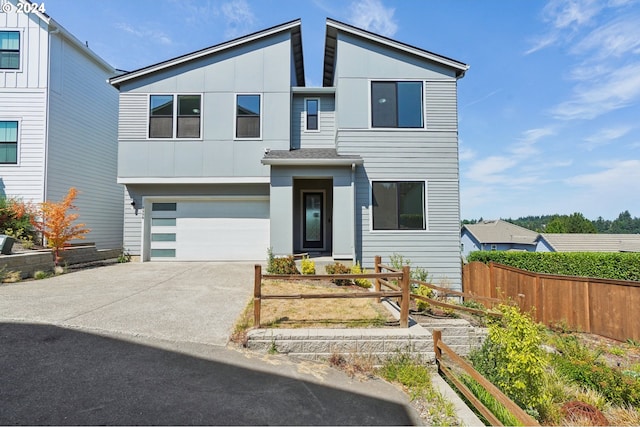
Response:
150,199,269,261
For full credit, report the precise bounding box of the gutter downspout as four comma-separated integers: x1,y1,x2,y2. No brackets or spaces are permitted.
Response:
351,162,356,262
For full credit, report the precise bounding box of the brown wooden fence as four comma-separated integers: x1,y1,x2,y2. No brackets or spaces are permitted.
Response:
433,330,540,426
463,261,640,342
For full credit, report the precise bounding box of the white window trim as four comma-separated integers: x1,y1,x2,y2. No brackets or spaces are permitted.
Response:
0,117,21,166
368,179,429,233
146,93,203,141
368,79,426,131
303,98,321,133
0,29,23,73
234,93,263,141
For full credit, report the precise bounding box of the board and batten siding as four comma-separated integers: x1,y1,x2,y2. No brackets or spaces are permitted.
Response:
0,4,49,89
45,32,122,249
291,95,336,149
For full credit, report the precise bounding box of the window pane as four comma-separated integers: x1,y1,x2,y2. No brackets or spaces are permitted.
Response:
371,82,397,127
178,95,200,116
236,116,260,138
0,52,19,69
0,32,19,50
177,117,200,138
306,99,318,130
0,143,17,164
151,233,176,242
152,202,176,211
372,182,398,230
150,95,173,116
398,182,425,229
151,218,176,226
237,95,260,116
306,99,318,115
397,82,423,128
149,95,173,138
372,181,425,230
151,249,176,257
0,121,18,142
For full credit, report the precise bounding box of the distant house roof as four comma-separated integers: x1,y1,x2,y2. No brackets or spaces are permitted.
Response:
538,234,640,252
462,220,538,245
109,19,304,89
323,18,469,87
261,148,363,166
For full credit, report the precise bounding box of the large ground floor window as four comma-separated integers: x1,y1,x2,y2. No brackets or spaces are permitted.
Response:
372,181,425,230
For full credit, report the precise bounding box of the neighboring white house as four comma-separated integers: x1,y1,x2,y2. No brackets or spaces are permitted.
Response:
110,18,468,288
0,0,122,249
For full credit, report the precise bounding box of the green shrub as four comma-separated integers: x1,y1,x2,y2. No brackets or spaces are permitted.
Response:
0,197,34,239
325,262,351,286
459,374,523,426
34,270,50,280
350,262,371,288
469,304,550,416
267,253,299,275
550,335,640,406
467,250,640,282
301,256,315,275
414,284,434,311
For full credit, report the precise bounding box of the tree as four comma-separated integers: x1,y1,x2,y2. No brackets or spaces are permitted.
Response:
31,188,90,265
543,212,596,233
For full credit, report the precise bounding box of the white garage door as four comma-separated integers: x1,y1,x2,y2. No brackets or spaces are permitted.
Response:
149,199,269,261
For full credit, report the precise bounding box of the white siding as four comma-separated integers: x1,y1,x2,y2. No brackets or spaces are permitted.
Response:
426,81,458,131
0,89,46,202
0,3,49,89
117,93,148,140
123,186,143,255
46,32,122,249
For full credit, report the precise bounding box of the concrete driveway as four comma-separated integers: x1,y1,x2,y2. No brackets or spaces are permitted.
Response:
0,262,423,425
0,262,255,346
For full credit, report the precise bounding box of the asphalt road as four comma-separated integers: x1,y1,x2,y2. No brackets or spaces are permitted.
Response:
0,262,421,425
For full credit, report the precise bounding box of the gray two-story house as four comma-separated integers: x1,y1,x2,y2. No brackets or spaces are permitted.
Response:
109,18,468,288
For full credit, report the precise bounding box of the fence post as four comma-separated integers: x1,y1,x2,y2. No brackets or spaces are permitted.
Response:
433,329,442,363
254,264,262,328
374,255,381,303
400,265,410,328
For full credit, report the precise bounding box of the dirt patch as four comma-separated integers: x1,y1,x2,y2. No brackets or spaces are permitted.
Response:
259,279,396,328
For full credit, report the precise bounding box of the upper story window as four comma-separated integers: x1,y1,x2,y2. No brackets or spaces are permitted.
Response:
305,99,319,131
372,181,425,230
371,81,423,128
149,94,201,139
236,94,261,139
0,121,18,164
0,31,19,70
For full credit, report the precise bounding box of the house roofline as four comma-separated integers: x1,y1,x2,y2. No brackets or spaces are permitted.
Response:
323,18,469,87
261,158,364,166
109,19,304,89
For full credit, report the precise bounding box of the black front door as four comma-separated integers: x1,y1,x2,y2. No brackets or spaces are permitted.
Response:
303,192,323,249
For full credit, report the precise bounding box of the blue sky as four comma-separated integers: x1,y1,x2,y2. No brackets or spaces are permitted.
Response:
44,0,640,221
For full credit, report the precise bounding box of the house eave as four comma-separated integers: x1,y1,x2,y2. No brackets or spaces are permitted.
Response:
261,159,364,166
117,177,271,185
109,19,303,89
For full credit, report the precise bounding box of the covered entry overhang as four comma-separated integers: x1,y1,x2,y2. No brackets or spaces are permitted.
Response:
262,149,363,260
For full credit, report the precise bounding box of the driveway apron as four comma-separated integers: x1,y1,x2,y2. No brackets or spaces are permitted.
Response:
0,262,254,346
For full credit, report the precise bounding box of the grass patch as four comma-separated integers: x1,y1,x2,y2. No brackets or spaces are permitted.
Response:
379,352,460,426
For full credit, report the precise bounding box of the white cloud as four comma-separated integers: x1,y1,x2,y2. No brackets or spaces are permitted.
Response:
571,14,640,59
221,0,256,39
542,0,602,30
349,0,398,37
567,159,640,188
115,23,173,46
466,156,518,184
583,126,632,150
551,63,640,120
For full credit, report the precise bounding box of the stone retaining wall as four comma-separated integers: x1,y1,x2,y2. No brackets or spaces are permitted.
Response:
247,326,436,363
0,246,121,279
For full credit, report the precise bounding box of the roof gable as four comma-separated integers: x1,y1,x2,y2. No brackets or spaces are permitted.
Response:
323,18,469,87
110,19,304,89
